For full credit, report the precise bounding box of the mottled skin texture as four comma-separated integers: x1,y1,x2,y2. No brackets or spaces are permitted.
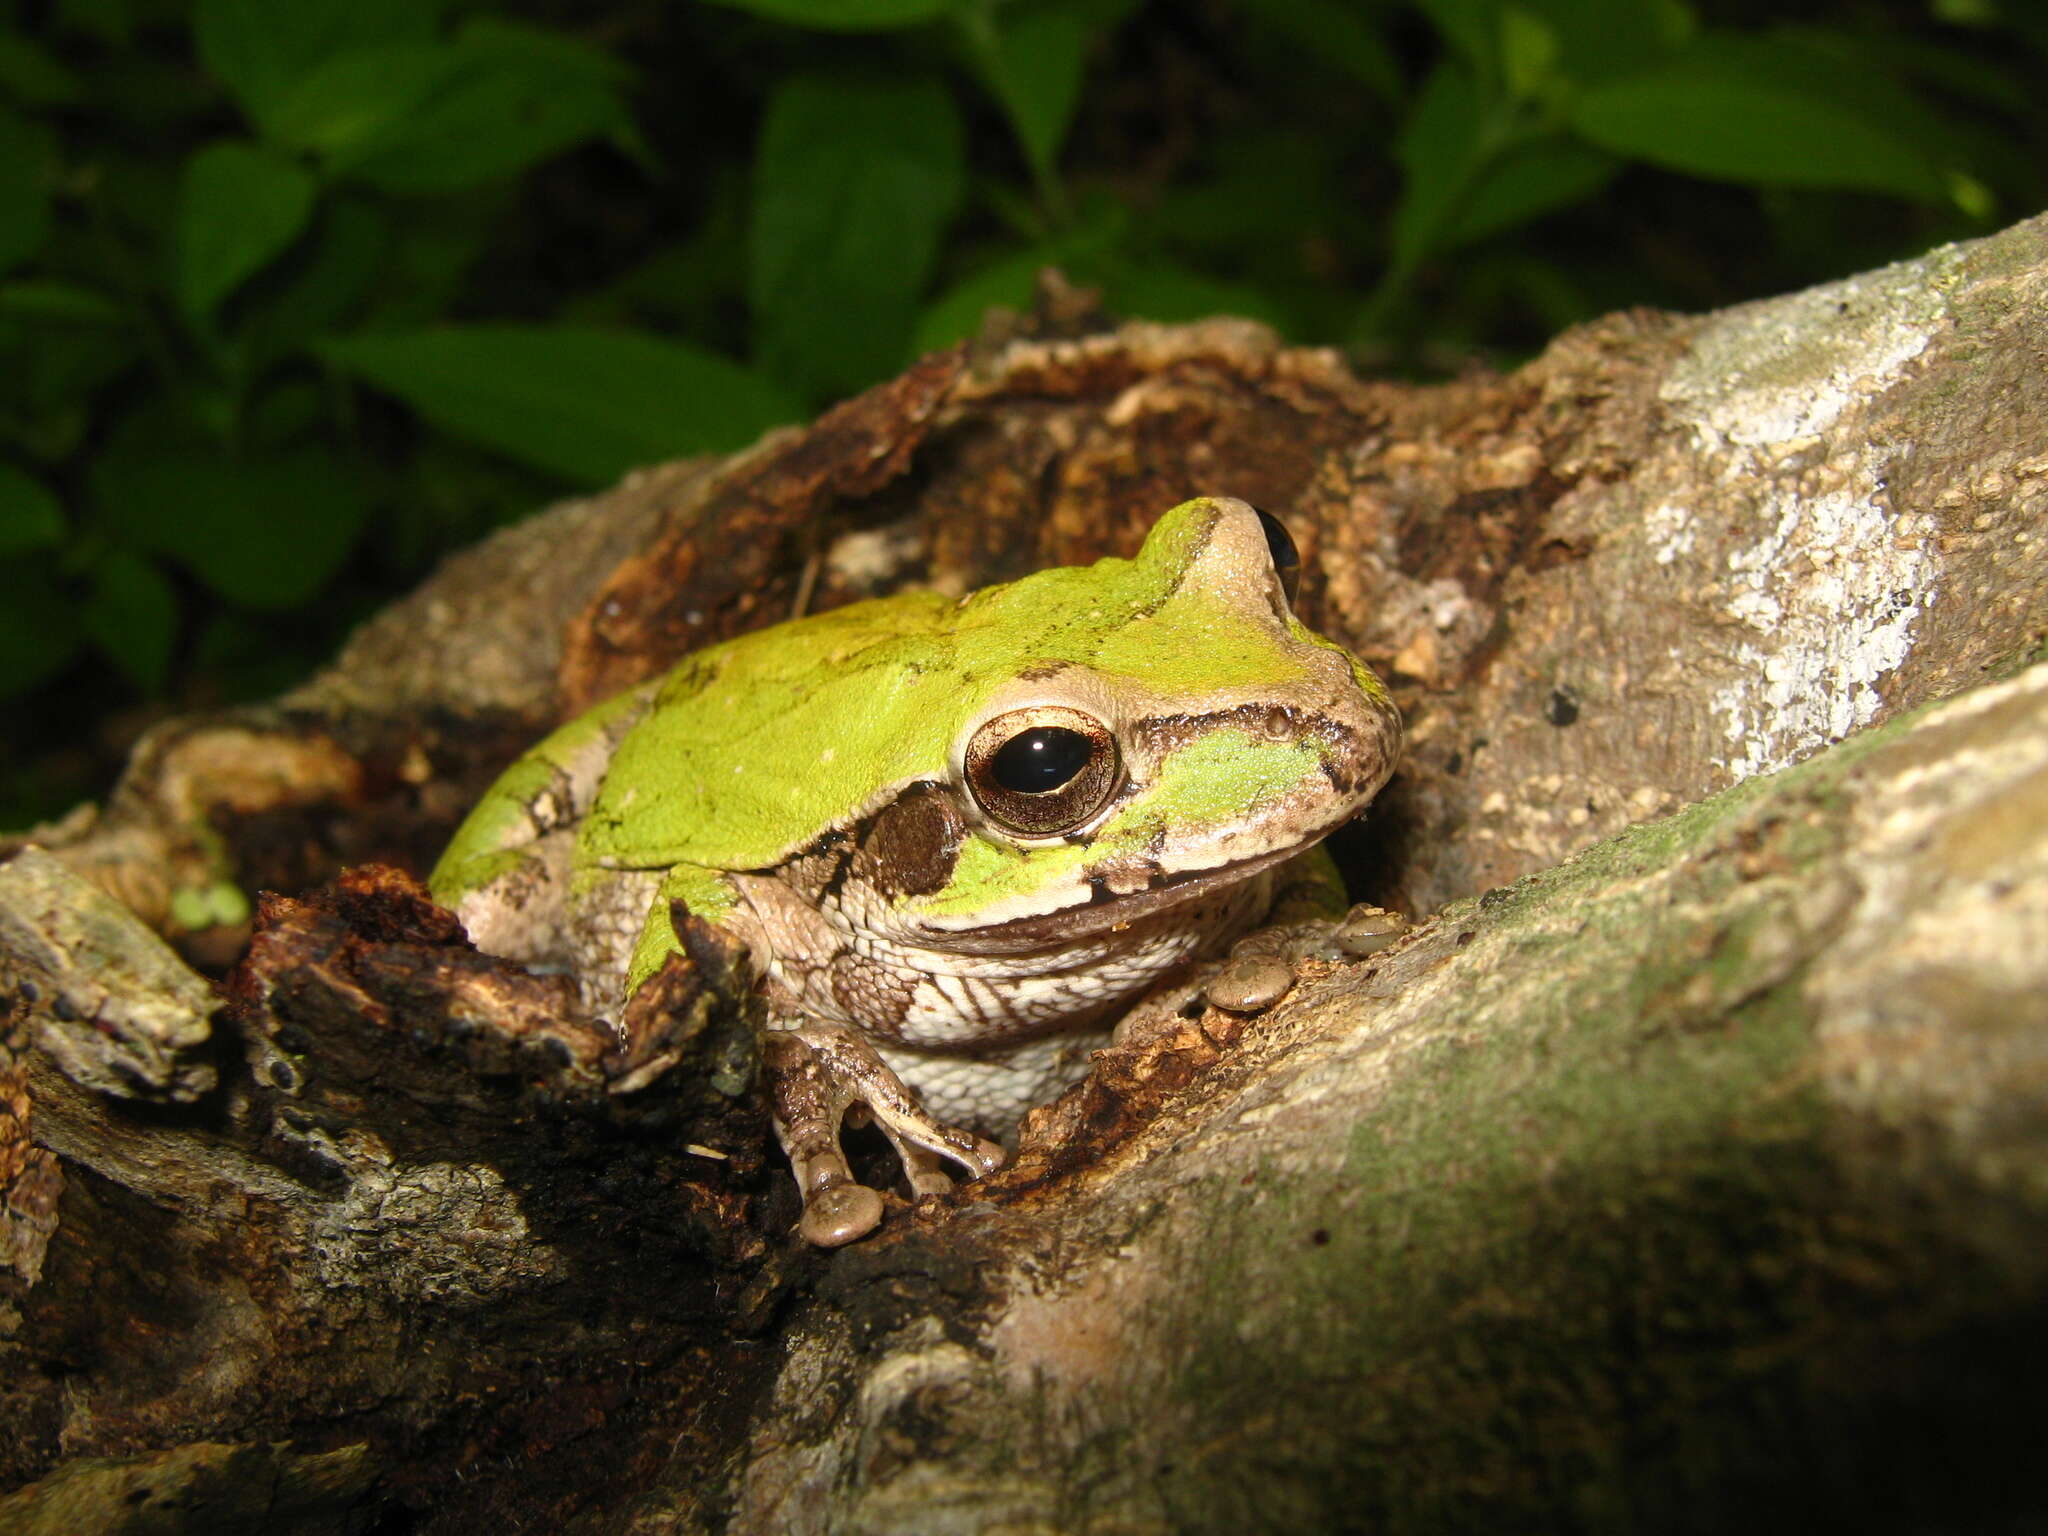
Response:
431,498,1401,1244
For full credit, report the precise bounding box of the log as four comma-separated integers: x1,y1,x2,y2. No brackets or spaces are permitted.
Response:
2,217,2044,1533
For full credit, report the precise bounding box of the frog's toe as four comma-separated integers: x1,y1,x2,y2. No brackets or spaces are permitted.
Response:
764,1020,1004,1244
1205,954,1296,1012
1336,903,1410,956
800,1181,887,1247
895,1144,955,1200
889,1131,1004,1198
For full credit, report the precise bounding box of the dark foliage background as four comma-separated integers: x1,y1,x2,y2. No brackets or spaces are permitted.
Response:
1,0,2042,826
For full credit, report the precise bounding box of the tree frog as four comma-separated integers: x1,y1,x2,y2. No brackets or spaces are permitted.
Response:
431,497,1401,1245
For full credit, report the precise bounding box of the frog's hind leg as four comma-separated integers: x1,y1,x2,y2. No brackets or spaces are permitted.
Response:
762,1021,1005,1247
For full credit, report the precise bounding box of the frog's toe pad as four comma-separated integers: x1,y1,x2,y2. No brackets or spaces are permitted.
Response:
800,1182,887,1247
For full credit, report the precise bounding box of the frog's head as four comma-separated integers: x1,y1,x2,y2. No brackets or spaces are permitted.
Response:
588,497,1401,955
881,495,1402,950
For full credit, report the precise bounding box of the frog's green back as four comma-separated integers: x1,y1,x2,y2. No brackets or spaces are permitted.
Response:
580,497,1361,873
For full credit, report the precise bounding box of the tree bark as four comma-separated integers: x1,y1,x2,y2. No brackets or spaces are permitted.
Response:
3,220,2045,1534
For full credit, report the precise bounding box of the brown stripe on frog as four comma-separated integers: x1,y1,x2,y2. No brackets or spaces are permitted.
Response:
849,782,966,899
1129,702,1377,797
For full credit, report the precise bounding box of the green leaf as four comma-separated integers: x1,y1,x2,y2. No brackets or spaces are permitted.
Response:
0,307,136,462
0,463,63,556
1570,36,1950,200
55,0,133,47
1446,137,1616,249
0,281,122,322
1098,259,1290,331
1389,61,1615,270
970,3,1095,185
235,196,389,361
1388,62,1494,273
698,0,950,30
175,141,317,320
915,246,1059,354
258,43,447,160
1498,6,1560,100
0,32,84,105
195,0,443,127
319,325,801,484
340,28,639,192
0,105,52,277
91,446,368,610
189,610,320,703
1243,0,1401,100
1511,0,1691,85
83,549,178,692
0,557,81,697
259,29,634,193
1412,0,1503,74
750,75,965,400
913,205,1126,352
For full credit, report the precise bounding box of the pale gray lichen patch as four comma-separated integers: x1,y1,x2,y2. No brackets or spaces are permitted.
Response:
1654,241,1962,785
1662,239,1968,448
1706,483,1938,781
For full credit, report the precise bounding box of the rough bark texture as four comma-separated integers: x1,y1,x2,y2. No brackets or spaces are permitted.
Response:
2,218,2045,1533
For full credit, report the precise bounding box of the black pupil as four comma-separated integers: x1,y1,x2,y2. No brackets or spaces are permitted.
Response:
991,727,1093,794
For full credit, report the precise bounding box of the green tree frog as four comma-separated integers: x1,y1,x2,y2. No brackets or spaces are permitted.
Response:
430,497,1400,1244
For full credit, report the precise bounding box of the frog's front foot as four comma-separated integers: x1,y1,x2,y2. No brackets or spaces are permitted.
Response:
762,1022,1007,1247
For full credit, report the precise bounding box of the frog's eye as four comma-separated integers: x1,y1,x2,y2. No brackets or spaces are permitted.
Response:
964,707,1121,836
1252,506,1301,606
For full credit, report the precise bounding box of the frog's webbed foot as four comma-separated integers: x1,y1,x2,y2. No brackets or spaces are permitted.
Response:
762,1022,1006,1247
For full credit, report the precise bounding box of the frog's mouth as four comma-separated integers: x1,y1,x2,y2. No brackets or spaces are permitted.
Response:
918,839,1313,955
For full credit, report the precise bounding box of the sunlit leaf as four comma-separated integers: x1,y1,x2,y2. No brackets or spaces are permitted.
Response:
320,325,801,484
750,74,964,400
175,140,317,319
